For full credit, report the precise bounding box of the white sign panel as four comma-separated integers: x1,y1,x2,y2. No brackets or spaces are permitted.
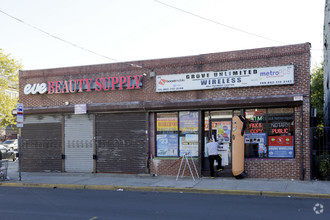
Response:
17,103,23,113
17,115,24,123
156,65,294,92
294,96,303,101
17,122,23,128
74,104,87,114
17,103,24,128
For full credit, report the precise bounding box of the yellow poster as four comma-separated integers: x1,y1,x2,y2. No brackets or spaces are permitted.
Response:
157,118,178,131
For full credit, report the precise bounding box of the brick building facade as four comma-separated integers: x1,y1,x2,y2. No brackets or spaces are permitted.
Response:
19,43,311,180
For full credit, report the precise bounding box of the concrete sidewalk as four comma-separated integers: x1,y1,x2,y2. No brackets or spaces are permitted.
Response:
1,161,330,198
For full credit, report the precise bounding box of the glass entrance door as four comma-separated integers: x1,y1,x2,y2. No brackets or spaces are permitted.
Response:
202,110,239,177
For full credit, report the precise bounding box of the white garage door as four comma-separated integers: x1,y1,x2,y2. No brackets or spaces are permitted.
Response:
65,114,93,172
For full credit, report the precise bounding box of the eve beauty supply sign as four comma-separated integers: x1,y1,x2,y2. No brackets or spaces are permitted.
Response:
24,74,143,95
156,65,294,92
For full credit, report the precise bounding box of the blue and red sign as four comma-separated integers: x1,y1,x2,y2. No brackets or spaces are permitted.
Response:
17,103,24,128
268,136,294,158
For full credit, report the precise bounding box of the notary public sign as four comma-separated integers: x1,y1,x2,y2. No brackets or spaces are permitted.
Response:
24,74,143,95
156,65,294,92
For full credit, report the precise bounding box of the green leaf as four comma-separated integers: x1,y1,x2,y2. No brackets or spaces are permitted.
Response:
310,63,324,126
0,49,22,128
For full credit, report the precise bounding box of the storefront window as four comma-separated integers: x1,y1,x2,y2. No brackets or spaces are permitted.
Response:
244,109,267,158
156,108,294,159
179,111,199,156
156,112,178,157
267,108,294,158
156,111,199,157
244,108,294,159
245,109,266,134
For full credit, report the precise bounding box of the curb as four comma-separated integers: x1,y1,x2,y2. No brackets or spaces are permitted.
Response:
1,182,330,199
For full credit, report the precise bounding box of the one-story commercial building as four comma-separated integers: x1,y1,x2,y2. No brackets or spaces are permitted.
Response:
19,42,311,180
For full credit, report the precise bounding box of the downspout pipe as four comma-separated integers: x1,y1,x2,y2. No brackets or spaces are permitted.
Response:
300,104,305,180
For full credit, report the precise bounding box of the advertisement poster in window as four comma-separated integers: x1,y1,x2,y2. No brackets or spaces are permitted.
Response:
213,121,231,143
179,135,198,156
157,134,178,156
157,118,177,131
245,133,267,144
179,111,198,156
268,136,294,158
245,133,268,158
179,111,198,133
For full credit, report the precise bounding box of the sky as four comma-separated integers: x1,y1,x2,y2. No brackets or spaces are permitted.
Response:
0,0,325,71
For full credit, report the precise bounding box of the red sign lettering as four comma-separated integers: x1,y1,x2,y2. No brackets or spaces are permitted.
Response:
69,80,76,93
55,81,62,93
103,77,110,91
76,79,84,92
95,78,102,91
249,122,263,133
272,128,289,134
119,76,127,90
111,77,119,90
63,80,69,93
44,74,143,95
133,75,142,89
48,81,55,94
84,78,93,92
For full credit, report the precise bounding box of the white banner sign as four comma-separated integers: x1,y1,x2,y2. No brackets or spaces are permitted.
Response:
17,103,24,128
156,65,294,92
74,104,87,114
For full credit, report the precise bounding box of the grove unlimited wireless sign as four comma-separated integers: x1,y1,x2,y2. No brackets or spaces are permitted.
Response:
24,74,143,95
156,65,294,92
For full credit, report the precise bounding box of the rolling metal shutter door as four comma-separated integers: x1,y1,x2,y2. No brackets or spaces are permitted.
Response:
22,115,62,172
64,115,93,172
95,113,147,174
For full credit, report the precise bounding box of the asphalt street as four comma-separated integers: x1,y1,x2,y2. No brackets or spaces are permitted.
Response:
0,186,329,220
